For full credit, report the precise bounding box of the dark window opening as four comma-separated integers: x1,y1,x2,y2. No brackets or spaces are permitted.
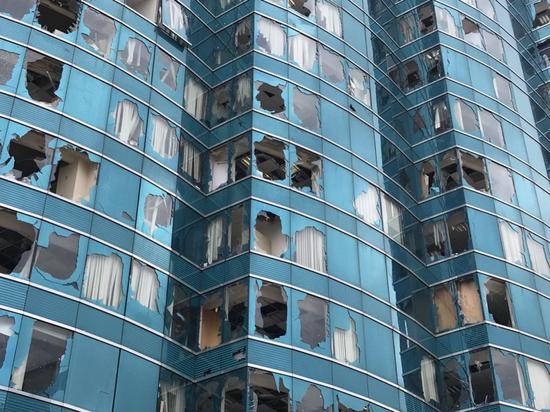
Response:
443,359,469,410
254,211,288,257
1,129,53,182
0,208,37,275
298,294,328,349
291,148,322,196
226,282,248,340
468,349,495,405
484,279,513,327
25,51,64,105
336,395,368,412
254,137,286,181
36,0,81,34
34,232,79,280
232,137,250,182
447,210,469,255
256,83,285,115
405,61,421,90
538,39,550,66
49,147,98,203
235,19,252,53
223,376,246,412
255,282,287,339
424,221,447,261
440,151,460,191
425,48,443,82
0,0,35,19
250,369,290,412
196,381,218,412
297,384,329,412
460,151,488,191
229,205,248,256
290,0,313,16
420,160,439,199
0,50,19,84
167,283,194,347
419,5,435,34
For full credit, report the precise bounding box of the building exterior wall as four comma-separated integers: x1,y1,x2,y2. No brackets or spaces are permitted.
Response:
0,0,548,411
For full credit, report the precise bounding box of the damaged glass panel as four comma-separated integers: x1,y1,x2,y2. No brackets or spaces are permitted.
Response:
184,73,207,121
256,82,286,116
0,208,37,277
526,359,550,410
484,278,513,327
226,282,248,340
0,50,20,86
292,87,320,131
463,18,483,48
143,193,173,235
487,161,515,203
456,99,478,133
353,187,380,226
491,349,527,404
256,18,285,57
157,369,187,412
424,220,447,261
36,0,81,35
0,0,35,19
180,139,202,184
11,320,72,398
211,82,232,125
294,226,326,273
130,260,159,311
206,215,224,264
150,115,178,159
469,349,495,405
25,51,64,106
231,136,250,182
433,283,457,332
420,160,439,199
0,315,15,372
83,253,124,308
332,317,359,364
298,295,327,349
420,357,439,404
159,0,190,46
125,0,159,21
479,109,504,147
34,231,79,281
290,0,315,17
254,136,286,181
493,73,513,107
432,99,451,133
460,151,488,191
199,292,223,350
209,145,229,191
291,148,322,196
157,49,181,91
81,7,116,58
165,281,194,347
319,45,344,84
228,204,248,256
249,369,290,411
254,211,288,258
316,0,342,37
118,37,151,78
255,282,287,339
457,277,483,325
526,233,550,275
498,220,525,265
348,67,370,106
381,193,403,244
440,150,460,191
223,374,246,411
289,33,317,71
297,384,329,412
114,99,144,147
49,147,99,204
447,210,469,255
443,359,469,409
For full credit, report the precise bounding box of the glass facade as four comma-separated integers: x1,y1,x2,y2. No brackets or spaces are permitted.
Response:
0,0,548,411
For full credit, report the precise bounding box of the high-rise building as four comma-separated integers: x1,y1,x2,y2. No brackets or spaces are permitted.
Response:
0,0,548,410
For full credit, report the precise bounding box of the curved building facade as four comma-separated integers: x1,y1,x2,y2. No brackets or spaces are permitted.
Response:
0,0,548,411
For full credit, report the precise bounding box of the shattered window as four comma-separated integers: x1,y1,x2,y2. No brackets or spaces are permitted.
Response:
0,50,19,85
256,82,286,115
433,283,457,332
526,233,550,275
297,384,330,412
316,0,342,37
231,136,250,182
319,45,345,84
487,161,514,203
425,48,443,82
254,136,286,181
255,282,287,339
118,37,151,78
353,188,380,226
420,357,439,404
483,30,504,61
533,1,550,28
165,282,193,346
484,278,513,327
151,115,178,159
184,74,207,121
180,139,202,184
159,0,190,45
348,67,370,106
36,0,81,35
223,374,246,411
477,0,495,18
254,211,288,257
0,0,35,19
226,282,248,339
446,210,469,255
199,292,223,349
479,109,504,147
34,231,79,281
49,147,99,204
235,18,252,53
256,18,285,57
25,51,64,105
157,49,181,91
83,253,124,308
81,7,116,58
469,349,495,405
491,349,527,404
443,359,469,409
419,5,435,34
157,369,187,412
228,204,248,256
462,18,483,48
250,369,290,411
290,0,314,17
211,82,232,125
332,317,359,364
125,0,159,21
420,160,439,199
526,359,550,410
233,72,252,115
460,151,488,191
435,7,457,36
498,220,524,265
0,129,54,185
294,226,326,272
440,150,460,191
209,145,229,191
298,294,328,349
291,148,322,196
456,99,478,133
432,99,451,134
292,87,320,131
424,220,447,262
0,316,15,367
0,208,37,276
457,277,483,325
404,60,421,90
11,321,72,396
381,193,403,244
289,33,317,71
143,193,173,232
493,73,513,107
206,215,224,264
114,99,144,147
130,260,159,311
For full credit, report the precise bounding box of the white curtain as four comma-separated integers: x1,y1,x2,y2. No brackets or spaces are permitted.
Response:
353,190,380,226
121,38,150,73
181,140,201,181
151,116,178,158
130,260,159,311
184,76,207,120
316,1,342,37
114,100,143,146
294,226,326,272
526,359,550,410
209,152,229,191
289,34,317,71
421,357,439,403
499,221,524,265
332,319,358,364
83,254,123,308
234,73,251,112
526,235,550,275
165,0,188,33
159,54,179,90
257,18,286,57
144,194,173,232
158,380,186,412
432,221,447,251
435,8,457,37
206,216,224,264
349,68,370,106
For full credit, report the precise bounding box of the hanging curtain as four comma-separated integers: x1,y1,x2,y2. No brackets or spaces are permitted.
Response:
144,194,173,232
294,226,326,272
353,190,380,226
114,100,143,146
120,38,150,77
332,319,358,364
234,73,252,113
526,359,550,410
257,18,286,57
421,357,439,403
151,116,178,158
349,68,370,105
184,76,207,120
181,140,201,182
432,220,447,251
165,0,188,33
316,1,342,37
130,260,159,311
499,221,524,265
526,235,550,275
83,253,123,308
206,216,224,264
158,380,186,412
289,34,317,71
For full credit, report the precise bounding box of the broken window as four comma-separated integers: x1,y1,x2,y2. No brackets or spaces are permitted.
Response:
256,18,285,57
319,45,344,84
292,87,320,131
254,137,286,181
255,282,287,339
316,0,342,37
0,50,19,85
526,233,550,275
157,369,187,412
289,33,317,71
479,109,504,147
294,226,326,272
460,151,488,191
457,277,483,325
534,1,550,28
0,129,54,184
225,282,248,339
34,231,79,280
477,0,495,18
487,161,514,203
424,220,447,262
440,150,460,191
0,208,37,276
81,7,116,58
425,48,443,82
114,99,144,146
435,7,457,36
539,39,550,67
36,0,81,34
250,369,290,411
290,0,314,16
254,211,288,258
184,74,207,120
206,215,224,264
181,139,201,184
211,83,232,125
381,193,403,243
144,193,173,232
456,99,478,133
332,317,359,364
404,61,421,90
130,260,159,311
462,18,483,48
82,253,124,308
419,5,435,34
11,321,72,396
223,375,246,412
0,0,35,19
49,147,99,204
483,30,504,61
158,50,180,91
399,13,416,43
526,359,550,410
353,188,380,226
498,221,524,265
432,99,451,134
228,204,248,256
443,359,469,409
25,51,64,105
447,210,469,255
348,67,370,106
0,316,14,367
298,294,327,349
151,115,178,159
484,278,513,327
420,160,439,199
493,73,513,107
256,82,285,115
159,0,189,45
231,136,250,182
491,349,527,404
469,349,495,404
199,292,223,350
297,384,329,412
125,0,159,21
420,357,439,404
235,19,252,53
166,282,193,346
291,148,322,196
209,145,228,191
118,37,151,78
433,283,457,332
